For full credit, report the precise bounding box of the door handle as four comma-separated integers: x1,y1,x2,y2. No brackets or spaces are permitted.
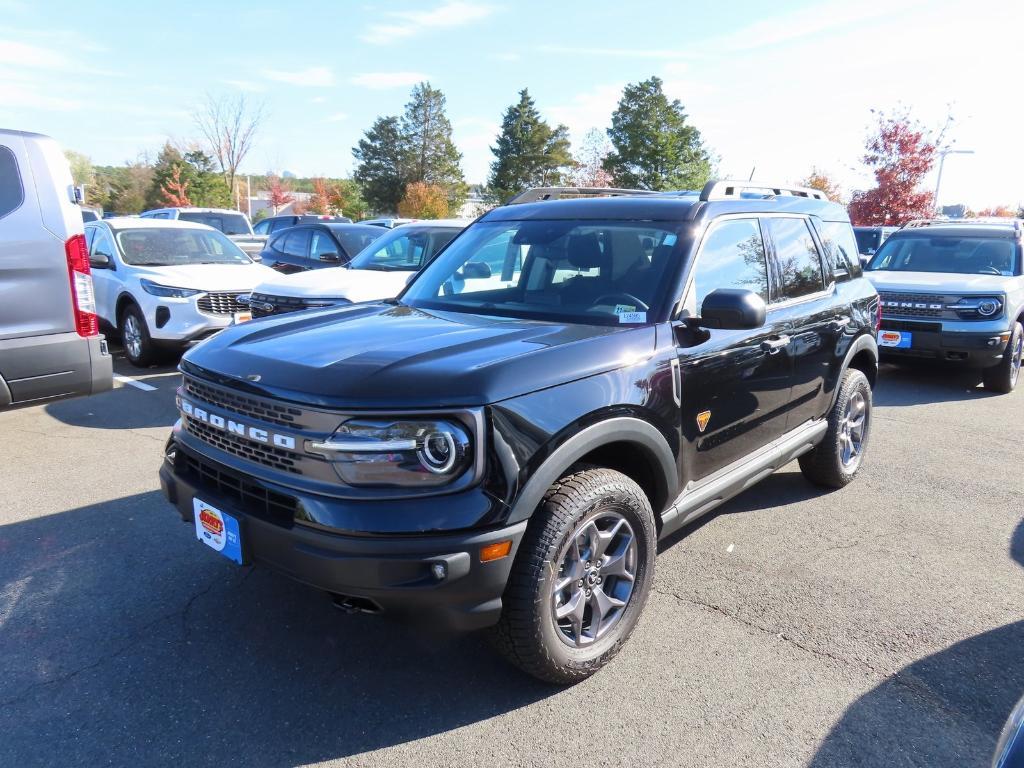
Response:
830,316,852,331
760,335,791,354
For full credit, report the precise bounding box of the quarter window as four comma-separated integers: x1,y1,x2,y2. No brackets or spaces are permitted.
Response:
0,146,25,219
688,218,769,314
766,218,825,301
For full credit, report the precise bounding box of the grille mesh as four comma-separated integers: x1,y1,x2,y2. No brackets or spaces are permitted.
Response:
181,449,297,525
878,292,944,319
248,292,310,319
184,416,302,474
197,292,248,315
183,377,303,428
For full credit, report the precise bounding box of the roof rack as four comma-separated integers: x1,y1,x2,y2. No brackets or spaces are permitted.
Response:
505,187,659,205
699,179,830,202
901,218,1022,233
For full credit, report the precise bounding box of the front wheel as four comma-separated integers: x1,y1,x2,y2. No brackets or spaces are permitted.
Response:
120,304,157,368
799,368,872,488
489,468,657,684
982,322,1023,394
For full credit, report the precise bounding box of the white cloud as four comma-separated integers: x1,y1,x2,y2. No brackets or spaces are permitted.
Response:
546,83,624,143
222,79,265,93
539,45,691,60
0,81,81,111
0,39,75,69
361,1,496,45
262,66,334,87
350,71,430,89
324,112,349,123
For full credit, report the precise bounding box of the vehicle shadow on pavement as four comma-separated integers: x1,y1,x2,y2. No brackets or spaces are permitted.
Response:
808,518,1024,767
0,491,553,767
43,374,181,431
873,362,998,406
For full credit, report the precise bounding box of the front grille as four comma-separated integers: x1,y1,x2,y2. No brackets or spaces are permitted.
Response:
180,449,297,525
247,292,311,319
878,292,944,318
183,377,303,428
197,291,247,315
184,416,303,474
881,319,942,333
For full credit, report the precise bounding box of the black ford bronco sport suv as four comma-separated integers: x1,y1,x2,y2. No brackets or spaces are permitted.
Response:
159,181,880,683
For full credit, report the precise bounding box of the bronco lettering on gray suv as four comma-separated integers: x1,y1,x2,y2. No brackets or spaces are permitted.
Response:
159,181,880,683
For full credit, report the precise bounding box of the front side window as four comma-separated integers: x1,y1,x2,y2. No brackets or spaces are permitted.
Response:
92,229,115,259
817,221,862,281
114,228,251,266
310,230,339,260
854,228,880,255
686,218,769,315
176,211,251,235
867,234,1019,276
0,146,24,219
253,219,271,235
766,217,825,301
330,227,386,259
281,229,311,259
402,219,682,326
349,226,462,271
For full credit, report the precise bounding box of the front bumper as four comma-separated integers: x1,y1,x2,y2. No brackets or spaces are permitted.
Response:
879,321,1011,366
159,443,526,632
141,294,244,346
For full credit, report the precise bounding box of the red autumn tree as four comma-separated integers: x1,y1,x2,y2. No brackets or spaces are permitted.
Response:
160,166,191,207
266,174,294,213
307,177,331,215
848,110,944,226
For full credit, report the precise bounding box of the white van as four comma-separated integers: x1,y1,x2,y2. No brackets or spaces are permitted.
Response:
0,129,112,409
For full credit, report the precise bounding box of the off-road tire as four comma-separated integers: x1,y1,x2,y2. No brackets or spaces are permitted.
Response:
799,368,872,488
982,322,1023,394
489,468,657,685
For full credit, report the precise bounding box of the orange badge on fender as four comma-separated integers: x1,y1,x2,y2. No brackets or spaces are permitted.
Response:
696,410,711,433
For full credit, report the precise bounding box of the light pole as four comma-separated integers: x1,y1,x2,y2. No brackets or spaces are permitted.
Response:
933,148,974,213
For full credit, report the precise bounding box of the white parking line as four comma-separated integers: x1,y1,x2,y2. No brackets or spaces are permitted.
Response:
114,374,157,392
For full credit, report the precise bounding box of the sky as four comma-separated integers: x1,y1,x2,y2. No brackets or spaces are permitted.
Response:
1,0,1022,208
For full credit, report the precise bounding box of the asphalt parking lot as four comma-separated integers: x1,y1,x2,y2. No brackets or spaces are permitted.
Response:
0,351,1021,768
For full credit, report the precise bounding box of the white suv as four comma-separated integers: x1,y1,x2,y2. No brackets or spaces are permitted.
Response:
85,218,276,366
140,207,266,258
244,219,469,317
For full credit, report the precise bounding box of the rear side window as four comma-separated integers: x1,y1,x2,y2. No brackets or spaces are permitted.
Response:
689,218,769,313
0,146,25,219
766,217,825,301
270,218,295,233
281,229,310,258
817,221,862,281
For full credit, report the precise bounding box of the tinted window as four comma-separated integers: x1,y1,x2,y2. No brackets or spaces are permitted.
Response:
177,211,251,235
766,218,824,301
270,217,295,233
331,227,385,258
253,219,271,235
868,234,1018,276
817,221,862,281
281,229,310,258
0,146,25,219
310,230,339,260
689,218,769,313
854,228,881,255
350,226,461,271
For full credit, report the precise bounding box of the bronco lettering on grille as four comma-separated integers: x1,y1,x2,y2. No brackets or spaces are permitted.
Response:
180,399,297,449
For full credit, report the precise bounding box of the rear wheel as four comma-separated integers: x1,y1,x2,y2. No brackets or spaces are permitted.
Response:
489,468,656,684
120,304,157,368
799,368,872,488
982,322,1023,394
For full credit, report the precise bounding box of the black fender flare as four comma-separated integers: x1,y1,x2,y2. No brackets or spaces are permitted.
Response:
114,292,141,330
506,416,678,525
831,332,878,408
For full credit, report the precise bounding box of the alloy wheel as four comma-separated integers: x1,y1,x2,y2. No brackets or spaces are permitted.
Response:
1011,335,1022,388
551,511,637,647
839,390,867,469
123,314,142,360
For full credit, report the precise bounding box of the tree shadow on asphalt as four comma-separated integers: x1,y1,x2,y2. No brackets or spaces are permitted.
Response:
873,362,999,407
0,492,553,767
807,517,1024,767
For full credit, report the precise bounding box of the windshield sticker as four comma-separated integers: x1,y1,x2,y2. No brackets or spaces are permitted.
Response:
614,304,637,315
618,311,647,324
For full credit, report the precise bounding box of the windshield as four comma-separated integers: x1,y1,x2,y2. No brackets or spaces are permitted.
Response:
854,229,881,255
177,211,252,236
331,227,387,258
401,219,683,326
349,226,462,272
115,228,253,266
867,234,1019,276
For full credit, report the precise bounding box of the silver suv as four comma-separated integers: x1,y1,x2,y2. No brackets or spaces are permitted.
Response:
0,129,112,409
865,219,1024,393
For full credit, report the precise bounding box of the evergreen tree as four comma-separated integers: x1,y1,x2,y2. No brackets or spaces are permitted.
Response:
603,76,712,191
184,150,231,208
353,116,409,213
487,89,572,203
147,143,191,209
400,82,466,208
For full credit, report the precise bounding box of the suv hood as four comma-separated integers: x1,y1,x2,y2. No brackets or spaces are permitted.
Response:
254,268,412,303
134,262,278,292
184,303,657,408
866,270,1010,294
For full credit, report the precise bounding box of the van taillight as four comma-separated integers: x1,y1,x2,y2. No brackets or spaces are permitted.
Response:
65,234,99,337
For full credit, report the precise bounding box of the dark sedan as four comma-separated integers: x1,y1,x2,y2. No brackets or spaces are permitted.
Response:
258,223,386,273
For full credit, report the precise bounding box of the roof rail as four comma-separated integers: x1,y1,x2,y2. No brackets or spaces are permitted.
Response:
505,187,659,205
901,217,1022,233
699,179,830,202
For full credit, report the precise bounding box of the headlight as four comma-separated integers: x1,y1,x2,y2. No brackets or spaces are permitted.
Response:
308,418,472,487
140,279,201,298
948,296,1003,319
977,298,1001,317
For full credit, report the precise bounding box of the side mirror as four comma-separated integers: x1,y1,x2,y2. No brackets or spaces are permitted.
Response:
459,261,491,280
319,252,340,263
90,252,111,269
697,288,766,330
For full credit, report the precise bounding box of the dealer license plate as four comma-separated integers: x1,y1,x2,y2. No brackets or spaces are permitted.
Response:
878,330,912,349
193,498,244,564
